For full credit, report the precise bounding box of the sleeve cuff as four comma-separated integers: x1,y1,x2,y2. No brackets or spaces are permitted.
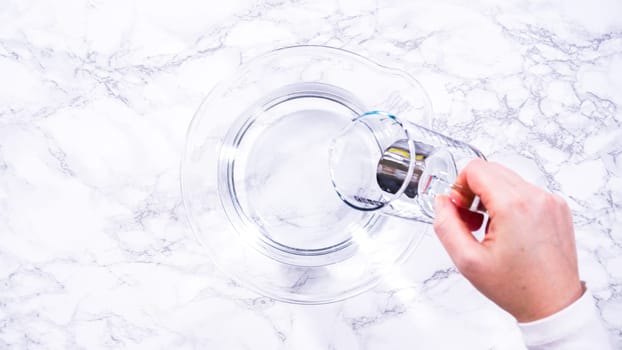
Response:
518,285,611,349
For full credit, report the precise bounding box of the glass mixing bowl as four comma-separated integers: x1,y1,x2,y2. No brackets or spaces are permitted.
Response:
181,45,432,304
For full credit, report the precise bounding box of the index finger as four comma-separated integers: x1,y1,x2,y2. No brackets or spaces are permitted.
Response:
454,159,528,213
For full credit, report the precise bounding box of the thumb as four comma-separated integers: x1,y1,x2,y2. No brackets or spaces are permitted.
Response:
433,195,485,271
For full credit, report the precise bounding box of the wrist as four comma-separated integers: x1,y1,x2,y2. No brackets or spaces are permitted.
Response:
514,281,585,323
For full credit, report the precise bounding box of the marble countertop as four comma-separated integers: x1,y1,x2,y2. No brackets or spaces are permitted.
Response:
1,0,621,348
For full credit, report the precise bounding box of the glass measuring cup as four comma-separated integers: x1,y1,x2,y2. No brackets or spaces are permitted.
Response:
329,111,486,223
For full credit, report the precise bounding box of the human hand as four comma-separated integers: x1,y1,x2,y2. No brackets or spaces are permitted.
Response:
433,159,584,322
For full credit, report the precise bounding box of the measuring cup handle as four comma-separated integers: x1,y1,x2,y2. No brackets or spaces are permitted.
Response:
421,175,487,214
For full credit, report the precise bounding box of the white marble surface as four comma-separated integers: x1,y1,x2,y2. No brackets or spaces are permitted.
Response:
1,0,621,348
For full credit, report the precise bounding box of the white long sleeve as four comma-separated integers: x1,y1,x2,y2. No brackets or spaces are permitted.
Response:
518,288,612,349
